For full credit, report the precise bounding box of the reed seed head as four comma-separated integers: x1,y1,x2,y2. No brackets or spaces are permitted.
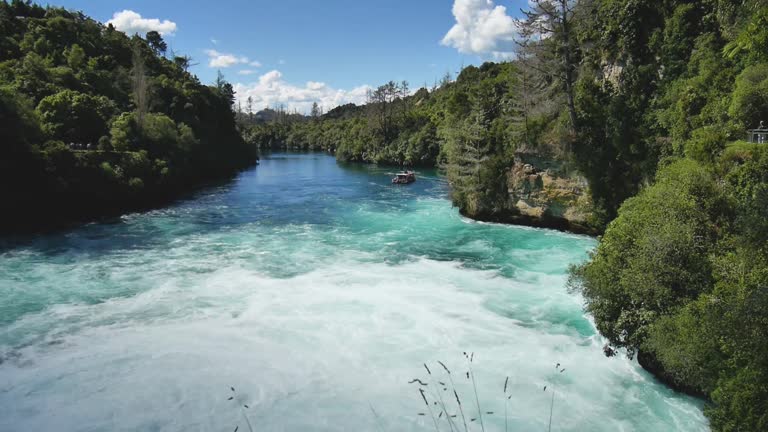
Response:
419,388,429,407
454,390,462,406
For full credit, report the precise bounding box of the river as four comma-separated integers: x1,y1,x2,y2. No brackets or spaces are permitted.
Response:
0,152,707,431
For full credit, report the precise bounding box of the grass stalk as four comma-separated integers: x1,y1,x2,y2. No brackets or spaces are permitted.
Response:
425,363,458,432
241,408,254,432
504,376,509,432
369,402,385,432
229,386,254,432
547,390,555,432
439,361,469,432
430,378,457,431
546,363,565,432
505,398,508,432
466,353,485,432
420,388,441,432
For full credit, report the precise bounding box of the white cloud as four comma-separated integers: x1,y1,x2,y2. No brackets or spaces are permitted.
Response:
107,10,177,36
234,70,370,114
211,38,219,45
238,69,257,75
441,0,518,59
204,49,259,68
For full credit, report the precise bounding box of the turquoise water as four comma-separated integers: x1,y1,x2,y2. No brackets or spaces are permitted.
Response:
0,153,706,431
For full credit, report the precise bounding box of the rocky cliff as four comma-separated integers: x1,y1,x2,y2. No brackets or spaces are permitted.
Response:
464,152,601,235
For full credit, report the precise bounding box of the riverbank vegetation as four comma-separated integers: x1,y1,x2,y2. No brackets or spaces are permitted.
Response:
242,1,768,428
0,1,258,232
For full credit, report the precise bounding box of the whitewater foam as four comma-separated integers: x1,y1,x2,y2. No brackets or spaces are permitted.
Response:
0,154,707,431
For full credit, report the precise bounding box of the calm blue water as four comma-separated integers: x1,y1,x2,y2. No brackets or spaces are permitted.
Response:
0,153,707,431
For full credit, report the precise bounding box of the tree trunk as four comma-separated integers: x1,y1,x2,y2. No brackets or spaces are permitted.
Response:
559,0,578,134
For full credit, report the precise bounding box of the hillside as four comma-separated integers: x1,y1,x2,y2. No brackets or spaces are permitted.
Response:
0,1,258,233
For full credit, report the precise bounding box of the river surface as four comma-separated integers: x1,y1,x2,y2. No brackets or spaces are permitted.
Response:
0,152,707,431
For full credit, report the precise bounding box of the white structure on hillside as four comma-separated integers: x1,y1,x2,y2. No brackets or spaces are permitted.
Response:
748,121,768,144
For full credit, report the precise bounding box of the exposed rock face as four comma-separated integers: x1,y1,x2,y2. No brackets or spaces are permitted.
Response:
465,152,600,235
601,61,625,87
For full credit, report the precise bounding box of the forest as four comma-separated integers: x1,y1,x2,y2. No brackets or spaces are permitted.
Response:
242,1,768,429
0,0,258,232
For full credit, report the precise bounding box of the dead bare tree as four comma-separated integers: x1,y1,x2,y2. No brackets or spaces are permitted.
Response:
366,81,402,142
518,0,579,133
131,43,149,129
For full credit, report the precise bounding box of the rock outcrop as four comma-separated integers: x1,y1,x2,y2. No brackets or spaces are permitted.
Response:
465,152,601,235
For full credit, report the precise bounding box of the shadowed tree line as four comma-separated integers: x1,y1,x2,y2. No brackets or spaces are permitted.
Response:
0,0,258,232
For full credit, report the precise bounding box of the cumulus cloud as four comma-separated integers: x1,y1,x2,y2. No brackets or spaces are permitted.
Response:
204,49,260,68
107,10,177,36
441,0,518,59
234,70,370,114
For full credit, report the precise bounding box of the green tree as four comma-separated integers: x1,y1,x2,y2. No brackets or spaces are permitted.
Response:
36,89,115,144
310,101,320,119
0,85,42,152
65,43,85,69
110,111,139,151
684,126,727,164
729,63,768,129
140,112,180,155
570,159,725,357
145,31,167,56
214,70,235,107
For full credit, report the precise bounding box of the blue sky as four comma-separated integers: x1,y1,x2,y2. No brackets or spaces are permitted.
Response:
47,0,528,113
